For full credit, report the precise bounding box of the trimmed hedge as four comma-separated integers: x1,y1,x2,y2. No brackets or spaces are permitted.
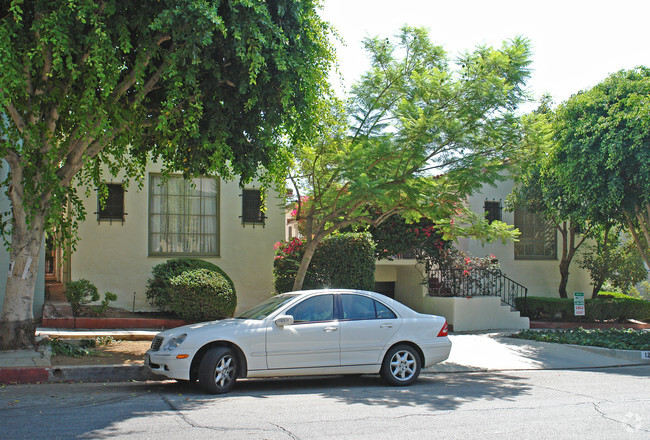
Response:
516,294,650,322
168,269,236,321
146,258,235,312
274,232,376,293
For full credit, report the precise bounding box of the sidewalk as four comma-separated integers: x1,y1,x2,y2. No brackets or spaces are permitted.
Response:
1,330,648,385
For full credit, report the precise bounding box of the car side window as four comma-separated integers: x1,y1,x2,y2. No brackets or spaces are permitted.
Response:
342,294,397,320
375,300,397,319
285,295,334,323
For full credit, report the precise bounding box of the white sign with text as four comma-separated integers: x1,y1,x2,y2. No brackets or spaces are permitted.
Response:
574,292,585,316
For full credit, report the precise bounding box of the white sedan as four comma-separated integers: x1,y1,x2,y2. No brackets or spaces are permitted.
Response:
145,289,451,394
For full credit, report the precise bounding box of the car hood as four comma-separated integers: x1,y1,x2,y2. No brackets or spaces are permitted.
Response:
156,318,246,339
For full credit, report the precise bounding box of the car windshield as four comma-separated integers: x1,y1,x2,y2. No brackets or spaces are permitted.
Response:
236,294,300,320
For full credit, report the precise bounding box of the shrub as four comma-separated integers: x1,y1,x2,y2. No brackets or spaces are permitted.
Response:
273,232,376,293
168,269,237,321
515,296,574,320
146,258,235,311
518,295,650,322
65,279,117,316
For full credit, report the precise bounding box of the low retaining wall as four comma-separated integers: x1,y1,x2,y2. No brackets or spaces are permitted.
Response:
423,296,529,332
42,316,188,329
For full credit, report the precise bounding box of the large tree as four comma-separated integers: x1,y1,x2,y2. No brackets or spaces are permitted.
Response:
507,100,592,298
0,0,333,349
288,27,531,291
551,67,650,270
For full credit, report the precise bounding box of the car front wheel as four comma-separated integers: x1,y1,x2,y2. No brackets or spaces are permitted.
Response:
198,347,238,394
380,344,421,386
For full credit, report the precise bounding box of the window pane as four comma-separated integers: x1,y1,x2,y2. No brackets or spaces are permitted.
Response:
242,189,264,224
375,300,397,319
514,208,556,260
342,294,376,320
149,174,219,255
286,295,334,323
97,183,125,221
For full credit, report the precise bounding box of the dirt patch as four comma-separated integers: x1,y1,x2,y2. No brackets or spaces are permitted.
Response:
50,340,151,366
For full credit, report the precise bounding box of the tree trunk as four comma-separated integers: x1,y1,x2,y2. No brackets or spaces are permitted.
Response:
557,221,583,299
590,228,610,299
626,212,650,270
292,237,322,292
558,259,570,299
0,221,45,350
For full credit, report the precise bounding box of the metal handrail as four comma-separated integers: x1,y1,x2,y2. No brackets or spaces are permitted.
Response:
428,268,528,311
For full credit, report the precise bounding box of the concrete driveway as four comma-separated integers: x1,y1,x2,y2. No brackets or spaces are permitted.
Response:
425,332,650,373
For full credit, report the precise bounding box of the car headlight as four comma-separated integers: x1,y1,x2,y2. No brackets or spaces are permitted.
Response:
162,334,187,351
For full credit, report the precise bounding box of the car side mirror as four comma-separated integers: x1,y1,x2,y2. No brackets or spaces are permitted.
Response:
274,315,294,327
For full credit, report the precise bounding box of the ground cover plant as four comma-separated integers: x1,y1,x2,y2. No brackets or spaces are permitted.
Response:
510,328,650,351
42,336,118,357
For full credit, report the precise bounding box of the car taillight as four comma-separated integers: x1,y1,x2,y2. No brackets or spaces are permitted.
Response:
437,320,448,337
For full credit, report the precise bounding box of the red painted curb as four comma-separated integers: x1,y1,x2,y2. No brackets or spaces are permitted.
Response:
0,367,49,384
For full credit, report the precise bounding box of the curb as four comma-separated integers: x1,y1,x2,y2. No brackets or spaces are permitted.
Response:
0,364,165,385
567,344,650,363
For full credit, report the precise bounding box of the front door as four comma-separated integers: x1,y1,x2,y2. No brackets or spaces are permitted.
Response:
266,294,340,369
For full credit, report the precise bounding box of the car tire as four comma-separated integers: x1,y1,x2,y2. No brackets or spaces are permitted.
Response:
380,344,421,386
198,346,238,394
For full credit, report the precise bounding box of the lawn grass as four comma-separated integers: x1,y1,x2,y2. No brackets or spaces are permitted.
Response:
510,328,650,351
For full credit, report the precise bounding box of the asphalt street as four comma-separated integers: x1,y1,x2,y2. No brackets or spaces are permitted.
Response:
1,365,648,439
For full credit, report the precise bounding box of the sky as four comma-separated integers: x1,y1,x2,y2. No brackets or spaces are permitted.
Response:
319,0,650,109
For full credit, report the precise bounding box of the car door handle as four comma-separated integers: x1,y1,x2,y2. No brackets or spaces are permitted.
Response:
380,323,394,328
324,326,339,332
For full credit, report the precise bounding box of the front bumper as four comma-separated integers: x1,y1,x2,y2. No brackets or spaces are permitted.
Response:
145,349,192,381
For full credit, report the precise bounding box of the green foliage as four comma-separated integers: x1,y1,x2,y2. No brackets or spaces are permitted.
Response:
551,67,650,268
42,338,99,357
274,232,376,293
146,258,235,311
0,0,335,244
510,328,650,351
64,279,116,316
287,27,531,289
370,216,450,261
518,296,650,322
168,269,237,322
579,235,648,296
507,98,591,298
0,0,334,346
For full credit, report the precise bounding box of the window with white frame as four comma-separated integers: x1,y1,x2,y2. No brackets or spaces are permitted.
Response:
149,175,219,256
514,208,556,260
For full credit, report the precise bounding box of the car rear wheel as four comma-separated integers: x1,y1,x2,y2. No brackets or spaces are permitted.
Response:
380,344,421,386
198,347,238,394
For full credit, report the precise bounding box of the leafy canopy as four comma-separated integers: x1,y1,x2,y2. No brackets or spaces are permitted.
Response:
287,27,532,290
551,67,650,267
0,0,333,243
292,27,531,241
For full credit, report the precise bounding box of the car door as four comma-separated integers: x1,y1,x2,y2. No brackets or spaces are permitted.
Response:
266,294,340,369
339,294,401,366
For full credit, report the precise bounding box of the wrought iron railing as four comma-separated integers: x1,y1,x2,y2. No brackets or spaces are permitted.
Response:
428,268,527,311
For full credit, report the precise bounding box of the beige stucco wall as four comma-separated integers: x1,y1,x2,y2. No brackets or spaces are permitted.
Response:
375,259,428,311
427,296,529,331
456,177,592,298
71,164,285,313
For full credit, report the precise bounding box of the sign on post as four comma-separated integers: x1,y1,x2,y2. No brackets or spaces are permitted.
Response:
574,292,585,316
